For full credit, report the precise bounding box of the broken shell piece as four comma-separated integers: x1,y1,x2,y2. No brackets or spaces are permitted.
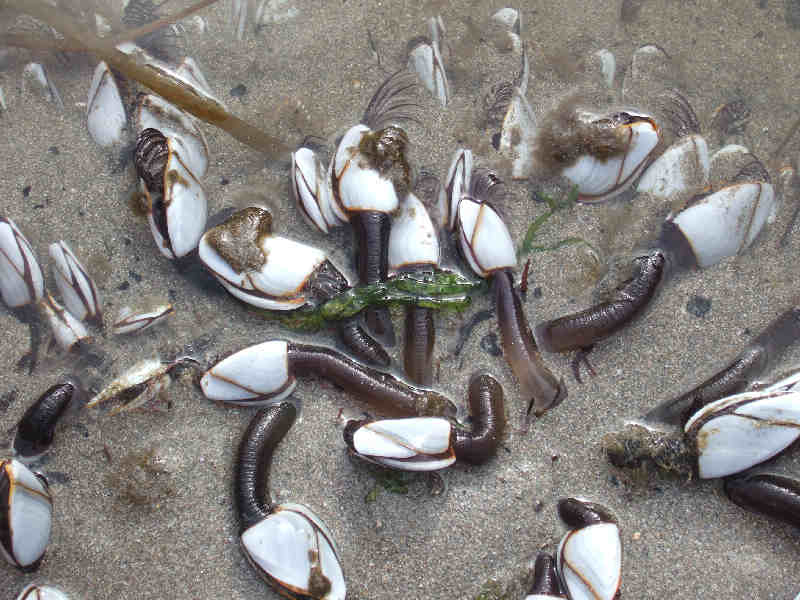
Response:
0,216,45,308
37,293,89,351
15,584,70,600
49,241,102,324
407,16,449,107
112,302,173,335
87,61,127,147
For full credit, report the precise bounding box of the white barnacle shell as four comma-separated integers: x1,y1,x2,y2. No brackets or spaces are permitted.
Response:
291,147,345,233
557,521,621,600
498,46,536,180
438,148,472,230
87,61,127,147
49,240,102,323
199,208,333,310
15,584,70,600
407,16,449,107
136,93,209,178
456,197,516,278
684,388,800,479
388,192,439,271
112,303,173,335
636,134,710,206
668,181,775,268
1,459,53,571
240,502,346,600
560,110,661,202
332,124,400,213
145,137,208,260
0,217,44,308
200,340,296,405
350,417,456,471
37,293,89,351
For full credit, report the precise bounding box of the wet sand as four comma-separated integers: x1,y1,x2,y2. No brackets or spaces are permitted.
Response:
2,1,800,598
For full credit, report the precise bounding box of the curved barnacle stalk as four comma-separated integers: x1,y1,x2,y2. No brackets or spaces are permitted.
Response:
533,98,662,203
15,584,70,600
525,553,567,599
237,403,346,600
724,473,800,528
388,191,440,385
13,376,85,462
134,128,208,260
455,171,565,417
1,458,53,572
331,70,420,343
343,373,505,470
535,151,776,378
556,498,622,600
48,240,102,326
201,340,457,418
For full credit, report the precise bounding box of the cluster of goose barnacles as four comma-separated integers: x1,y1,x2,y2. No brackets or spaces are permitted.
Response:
3,3,800,599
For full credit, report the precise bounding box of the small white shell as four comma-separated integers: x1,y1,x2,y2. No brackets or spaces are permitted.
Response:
457,198,517,277
669,182,775,268
201,340,296,405
136,93,209,178
438,149,473,230
49,240,102,323
112,303,173,335
636,134,710,206
292,147,345,233
0,217,45,308
38,293,89,351
16,584,70,600
685,388,800,479
1,459,52,571
199,233,328,311
561,112,661,202
388,193,439,271
557,522,622,600
333,125,399,213
87,61,127,147
240,503,346,600
146,138,208,259
352,417,455,471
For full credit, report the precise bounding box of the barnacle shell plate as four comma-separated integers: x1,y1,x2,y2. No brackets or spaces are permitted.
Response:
388,192,439,270
685,388,800,479
557,522,621,600
457,198,516,277
1,459,52,570
352,417,455,471
199,234,327,310
15,584,70,600
669,182,775,268
240,502,346,600
0,217,44,308
200,340,296,404
86,61,126,147
333,125,399,213
562,114,660,202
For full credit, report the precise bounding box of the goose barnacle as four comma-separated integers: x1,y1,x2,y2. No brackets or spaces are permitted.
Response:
407,16,449,107
1,458,53,572
438,148,473,230
201,340,456,417
0,216,45,309
37,293,90,352
86,60,127,147
535,150,776,377
13,377,84,462
15,584,70,600
455,169,565,416
556,498,622,600
112,302,174,335
133,127,208,260
48,240,102,326
525,553,567,599
291,146,345,235
236,403,346,599
343,373,505,470
388,191,440,385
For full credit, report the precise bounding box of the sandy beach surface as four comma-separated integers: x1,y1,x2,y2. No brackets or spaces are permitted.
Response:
2,1,800,598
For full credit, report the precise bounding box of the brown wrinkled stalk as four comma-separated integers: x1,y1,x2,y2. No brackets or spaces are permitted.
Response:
6,0,289,158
